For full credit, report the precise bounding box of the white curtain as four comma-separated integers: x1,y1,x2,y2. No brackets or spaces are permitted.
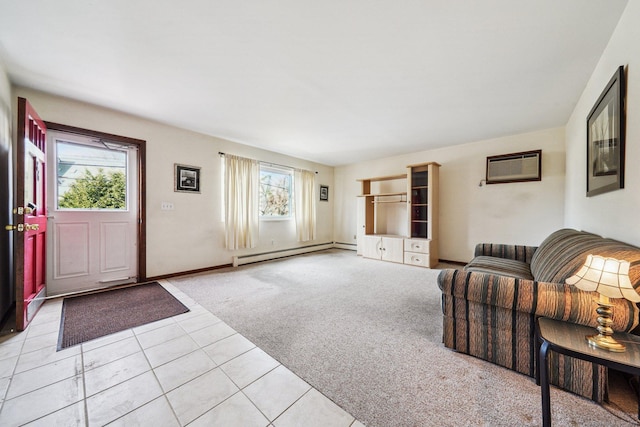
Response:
224,154,259,250
294,168,316,242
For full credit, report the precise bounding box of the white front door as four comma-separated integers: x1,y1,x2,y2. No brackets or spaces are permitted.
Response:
46,131,138,296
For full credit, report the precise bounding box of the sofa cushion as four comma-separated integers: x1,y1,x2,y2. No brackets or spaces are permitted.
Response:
464,256,534,280
530,229,640,288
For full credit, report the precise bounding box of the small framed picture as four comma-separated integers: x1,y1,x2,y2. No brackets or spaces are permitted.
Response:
175,164,201,193
319,185,329,201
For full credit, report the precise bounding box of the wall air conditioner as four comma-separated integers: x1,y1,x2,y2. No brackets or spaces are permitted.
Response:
486,149,542,184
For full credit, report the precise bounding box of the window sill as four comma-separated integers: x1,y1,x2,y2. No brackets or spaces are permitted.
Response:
260,216,293,221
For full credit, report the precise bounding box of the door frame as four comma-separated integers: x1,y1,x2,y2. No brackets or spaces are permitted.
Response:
0,98,11,327
44,121,147,282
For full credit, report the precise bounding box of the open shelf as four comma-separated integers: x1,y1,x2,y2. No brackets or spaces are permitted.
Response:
358,192,407,198
357,174,407,183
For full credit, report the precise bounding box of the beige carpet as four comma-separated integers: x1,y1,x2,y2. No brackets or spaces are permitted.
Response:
170,249,639,426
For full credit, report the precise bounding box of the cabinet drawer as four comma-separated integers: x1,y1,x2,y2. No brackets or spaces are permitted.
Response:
404,238,429,254
404,252,429,267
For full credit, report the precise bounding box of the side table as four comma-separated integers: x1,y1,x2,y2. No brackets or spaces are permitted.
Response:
537,317,640,427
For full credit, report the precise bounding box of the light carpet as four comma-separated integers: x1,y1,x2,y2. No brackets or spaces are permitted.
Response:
169,249,638,427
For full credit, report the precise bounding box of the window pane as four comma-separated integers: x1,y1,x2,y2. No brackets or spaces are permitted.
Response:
260,166,291,217
56,141,127,210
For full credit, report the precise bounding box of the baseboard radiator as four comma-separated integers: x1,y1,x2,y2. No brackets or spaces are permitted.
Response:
333,242,357,251
233,242,335,267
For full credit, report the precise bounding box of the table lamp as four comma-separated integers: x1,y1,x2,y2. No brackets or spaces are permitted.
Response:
565,254,640,352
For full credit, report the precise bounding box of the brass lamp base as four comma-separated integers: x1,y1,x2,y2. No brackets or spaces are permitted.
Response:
586,294,626,352
585,333,626,352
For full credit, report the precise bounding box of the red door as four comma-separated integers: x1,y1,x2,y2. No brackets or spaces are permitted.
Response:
12,98,47,331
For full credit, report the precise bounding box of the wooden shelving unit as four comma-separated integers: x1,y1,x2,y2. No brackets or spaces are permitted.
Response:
356,162,440,268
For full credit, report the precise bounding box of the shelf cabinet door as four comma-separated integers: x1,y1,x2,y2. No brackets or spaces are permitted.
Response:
408,167,429,239
407,163,438,241
381,237,404,263
362,235,382,260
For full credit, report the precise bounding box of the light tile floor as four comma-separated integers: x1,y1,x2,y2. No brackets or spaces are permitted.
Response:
0,281,365,427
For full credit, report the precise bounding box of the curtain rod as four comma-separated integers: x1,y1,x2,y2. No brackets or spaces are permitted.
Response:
218,151,318,174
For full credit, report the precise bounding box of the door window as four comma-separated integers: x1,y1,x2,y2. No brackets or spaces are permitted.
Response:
56,140,128,210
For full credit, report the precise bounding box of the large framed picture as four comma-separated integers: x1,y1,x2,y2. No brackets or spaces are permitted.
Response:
174,164,201,193
587,66,625,197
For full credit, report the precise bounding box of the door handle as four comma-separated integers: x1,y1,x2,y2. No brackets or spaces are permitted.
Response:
5,224,25,232
4,224,38,232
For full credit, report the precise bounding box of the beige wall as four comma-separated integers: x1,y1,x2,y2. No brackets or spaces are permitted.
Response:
9,0,637,278
14,87,334,277
335,127,566,263
565,1,640,246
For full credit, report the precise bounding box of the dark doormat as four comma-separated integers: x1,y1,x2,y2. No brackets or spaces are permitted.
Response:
57,282,189,350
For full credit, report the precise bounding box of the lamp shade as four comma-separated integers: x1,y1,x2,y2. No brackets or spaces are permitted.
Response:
565,254,640,302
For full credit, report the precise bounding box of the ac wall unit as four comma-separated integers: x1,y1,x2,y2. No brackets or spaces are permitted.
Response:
486,149,542,184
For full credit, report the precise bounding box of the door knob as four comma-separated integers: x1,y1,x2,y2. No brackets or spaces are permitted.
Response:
24,224,39,231
5,224,25,232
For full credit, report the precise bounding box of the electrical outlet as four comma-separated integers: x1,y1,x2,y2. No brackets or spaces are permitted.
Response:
161,202,174,210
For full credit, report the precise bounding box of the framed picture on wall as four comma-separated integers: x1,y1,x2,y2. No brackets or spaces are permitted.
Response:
586,65,625,197
319,185,329,201
175,164,201,193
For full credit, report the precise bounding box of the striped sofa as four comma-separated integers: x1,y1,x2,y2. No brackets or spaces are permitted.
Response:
438,228,640,402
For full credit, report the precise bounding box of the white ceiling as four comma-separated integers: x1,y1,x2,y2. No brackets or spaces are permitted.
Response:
0,0,629,166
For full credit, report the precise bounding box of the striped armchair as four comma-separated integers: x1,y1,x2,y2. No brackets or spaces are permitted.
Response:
438,228,640,402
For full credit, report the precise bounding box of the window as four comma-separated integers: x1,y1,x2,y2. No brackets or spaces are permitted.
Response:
259,165,292,218
56,139,128,210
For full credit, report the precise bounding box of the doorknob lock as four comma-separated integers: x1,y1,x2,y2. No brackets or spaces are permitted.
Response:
24,224,39,231
5,224,25,232
12,207,33,215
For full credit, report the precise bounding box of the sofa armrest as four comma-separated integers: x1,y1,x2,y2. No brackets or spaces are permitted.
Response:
473,243,537,263
438,269,639,332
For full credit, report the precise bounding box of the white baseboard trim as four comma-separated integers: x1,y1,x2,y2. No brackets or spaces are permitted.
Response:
233,242,335,267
